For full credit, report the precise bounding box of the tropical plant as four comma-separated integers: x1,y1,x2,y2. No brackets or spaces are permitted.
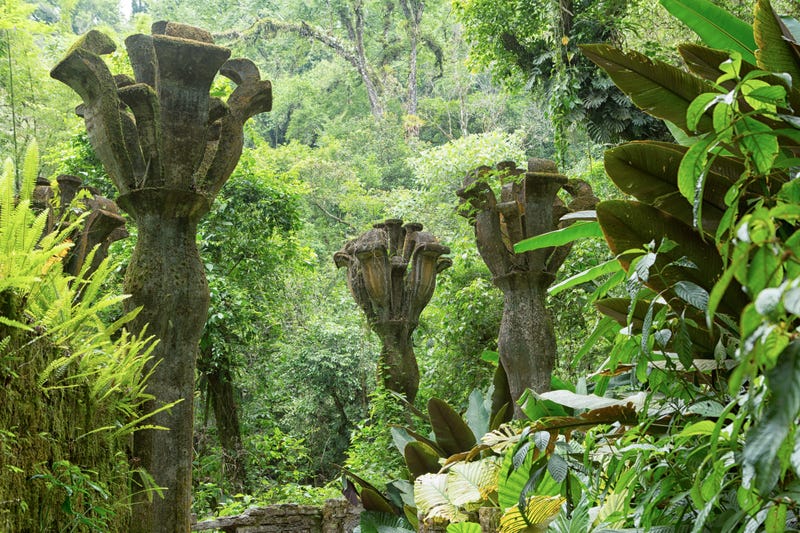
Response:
506,0,800,530
0,145,161,531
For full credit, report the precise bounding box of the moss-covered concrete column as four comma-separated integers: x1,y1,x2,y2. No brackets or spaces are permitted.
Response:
457,160,598,416
51,22,272,532
334,219,451,402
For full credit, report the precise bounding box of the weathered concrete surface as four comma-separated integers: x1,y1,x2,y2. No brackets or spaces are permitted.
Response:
192,499,361,533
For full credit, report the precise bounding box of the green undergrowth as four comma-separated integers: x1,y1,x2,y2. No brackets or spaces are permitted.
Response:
0,148,158,531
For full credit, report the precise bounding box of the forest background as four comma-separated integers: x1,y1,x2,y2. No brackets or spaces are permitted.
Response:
3,0,800,527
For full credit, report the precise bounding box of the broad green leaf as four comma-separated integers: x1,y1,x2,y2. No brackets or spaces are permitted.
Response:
687,93,718,131
548,259,621,296
679,43,738,82
491,364,513,429
597,200,748,315
735,116,779,175
754,0,800,82
766,503,788,533
465,388,490,441
361,487,398,514
513,221,602,253
744,340,800,494
447,523,481,533
581,44,716,133
679,420,717,437
428,398,477,456
604,141,739,232
358,511,415,533
688,400,726,417
405,441,442,479
677,136,714,210
660,0,756,65
391,426,415,457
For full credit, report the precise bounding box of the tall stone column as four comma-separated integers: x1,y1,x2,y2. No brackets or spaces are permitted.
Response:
51,22,272,532
457,160,597,416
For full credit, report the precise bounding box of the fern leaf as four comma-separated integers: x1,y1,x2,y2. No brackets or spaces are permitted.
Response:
20,140,39,201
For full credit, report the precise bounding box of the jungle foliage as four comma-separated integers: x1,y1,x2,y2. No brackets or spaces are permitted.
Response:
5,0,800,531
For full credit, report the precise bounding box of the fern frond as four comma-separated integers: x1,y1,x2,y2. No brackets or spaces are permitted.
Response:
20,140,39,201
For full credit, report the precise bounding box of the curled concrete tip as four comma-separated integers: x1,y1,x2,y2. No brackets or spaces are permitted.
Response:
69,29,116,56
220,58,261,85
114,74,136,88
152,21,214,43
528,158,558,173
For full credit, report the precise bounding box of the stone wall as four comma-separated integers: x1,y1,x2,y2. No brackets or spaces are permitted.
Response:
192,499,361,533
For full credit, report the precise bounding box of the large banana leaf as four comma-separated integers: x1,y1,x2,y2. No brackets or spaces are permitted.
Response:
597,200,748,316
659,0,756,65
679,43,734,83
679,43,800,112
754,0,800,82
580,44,715,133
603,141,740,232
428,398,477,456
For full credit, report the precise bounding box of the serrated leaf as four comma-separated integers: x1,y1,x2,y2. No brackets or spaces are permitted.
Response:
547,454,568,483
674,281,710,310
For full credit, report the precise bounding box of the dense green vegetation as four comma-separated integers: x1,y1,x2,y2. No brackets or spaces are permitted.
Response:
3,0,800,531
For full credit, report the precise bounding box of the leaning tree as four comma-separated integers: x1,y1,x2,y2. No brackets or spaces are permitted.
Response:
335,219,451,402
457,160,597,415
51,22,272,532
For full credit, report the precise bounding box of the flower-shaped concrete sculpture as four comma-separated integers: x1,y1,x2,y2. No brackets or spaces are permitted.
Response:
32,174,127,277
457,159,598,415
335,219,451,401
51,22,272,532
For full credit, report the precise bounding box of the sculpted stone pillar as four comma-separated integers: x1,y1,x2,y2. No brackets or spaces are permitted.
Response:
335,219,451,402
32,174,127,277
51,22,272,532
457,160,598,415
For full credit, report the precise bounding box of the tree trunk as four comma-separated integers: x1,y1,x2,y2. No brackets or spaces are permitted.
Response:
495,271,555,416
203,351,248,493
398,0,422,136
120,190,210,533
373,320,419,402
